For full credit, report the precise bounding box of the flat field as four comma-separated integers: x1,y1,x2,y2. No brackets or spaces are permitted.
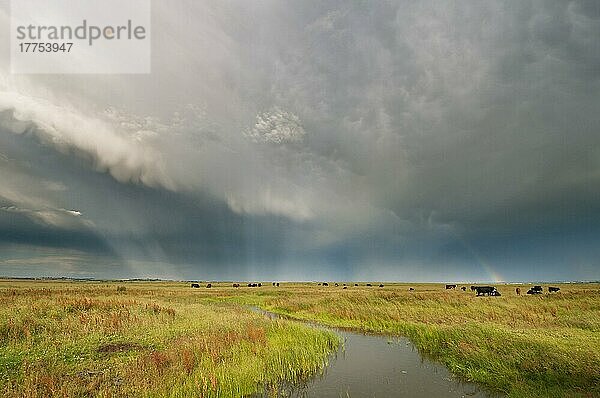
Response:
0,280,338,397
223,282,600,398
1,280,598,398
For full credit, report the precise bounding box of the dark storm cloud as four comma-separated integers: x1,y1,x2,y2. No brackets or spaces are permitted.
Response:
0,126,317,280
0,0,599,280
0,217,112,255
272,0,600,233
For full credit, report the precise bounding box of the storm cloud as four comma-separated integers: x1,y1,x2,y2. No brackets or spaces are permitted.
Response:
0,0,599,281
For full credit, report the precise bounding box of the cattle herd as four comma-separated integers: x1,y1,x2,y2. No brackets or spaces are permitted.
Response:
189,282,562,295
190,282,389,289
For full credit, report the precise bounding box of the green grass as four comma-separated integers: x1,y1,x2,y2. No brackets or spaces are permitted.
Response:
1,281,598,397
0,281,339,397
218,282,600,398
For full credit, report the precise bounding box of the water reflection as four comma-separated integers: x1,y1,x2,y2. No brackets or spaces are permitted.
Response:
255,309,496,398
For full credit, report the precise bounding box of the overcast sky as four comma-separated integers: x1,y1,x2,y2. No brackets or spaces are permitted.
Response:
1,0,599,282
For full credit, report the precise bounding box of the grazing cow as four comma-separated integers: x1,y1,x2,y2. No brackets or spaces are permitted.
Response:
548,287,560,293
366,283,372,287
335,283,339,287
258,283,262,287
409,287,414,291
446,284,457,289
206,283,212,288
247,283,252,287
355,284,359,287
379,284,384,288
475,286,496,296
318,283,322,286
191,283,200,288
515,287,521,295
323,282,329,286
276,282,280,287
233,283,240,288
461,286,467,291
471,285,477,291
343,286,348,289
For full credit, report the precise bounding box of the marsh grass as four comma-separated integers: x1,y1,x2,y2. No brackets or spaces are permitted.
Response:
0,281,338,397
221,283,600,398
1,281,598,397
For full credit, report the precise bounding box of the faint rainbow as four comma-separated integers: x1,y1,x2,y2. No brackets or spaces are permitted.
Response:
454,234,504,283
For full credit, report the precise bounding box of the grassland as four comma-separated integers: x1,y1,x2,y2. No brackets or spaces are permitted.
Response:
218,282,600,398
0,281,339,397
1,281,598,398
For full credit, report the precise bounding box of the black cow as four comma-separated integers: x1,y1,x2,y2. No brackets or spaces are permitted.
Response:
354,284,359,287
471,285,477,291
461,286,467,291
335,283,339,287
446,284,457,289
475,286,497,296
526,286,543,295
273,282,276,286
548,287,560,293
409,287,414,291
366,283,372,287
191,283,200,288
379,284,384,288
206,283,212,288
233,283,240,288
343,286,348,289
258,283,262,287
276,282,280,287
247,283,252,287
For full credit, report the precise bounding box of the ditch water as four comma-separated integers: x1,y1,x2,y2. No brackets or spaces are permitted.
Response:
254,308,497,398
